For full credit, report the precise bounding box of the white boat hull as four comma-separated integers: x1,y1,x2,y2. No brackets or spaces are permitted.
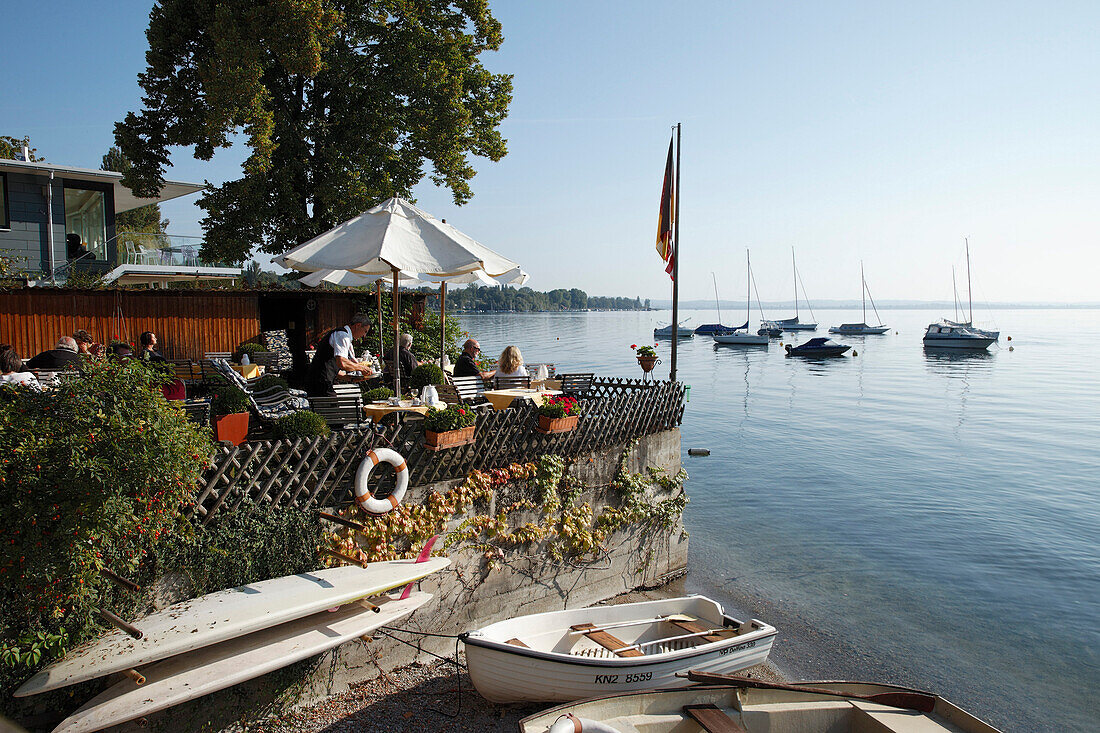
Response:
713,332,769,345
829,324,888,335
653,327,693,339
54,592,431,733
17,557,450,696
461,596,776,703
923,336,995,350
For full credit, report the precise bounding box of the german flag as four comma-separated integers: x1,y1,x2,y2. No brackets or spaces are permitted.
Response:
655,137,675,279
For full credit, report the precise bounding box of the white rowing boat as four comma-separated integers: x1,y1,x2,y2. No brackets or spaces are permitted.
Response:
460,596,776,703
17,556,450,696
54,591,432,733
519,675,1004,733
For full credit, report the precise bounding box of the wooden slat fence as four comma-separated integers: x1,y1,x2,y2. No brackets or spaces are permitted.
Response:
188,378,686,524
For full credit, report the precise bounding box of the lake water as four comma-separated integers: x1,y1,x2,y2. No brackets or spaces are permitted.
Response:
456,308,1099,733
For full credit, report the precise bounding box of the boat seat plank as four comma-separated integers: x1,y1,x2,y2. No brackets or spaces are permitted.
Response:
683,704,748,732
570,623,644,657
505,638,529,648
668,619,738,643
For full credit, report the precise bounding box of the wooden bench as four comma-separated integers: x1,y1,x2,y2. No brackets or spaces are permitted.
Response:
570,623,644,658
683,704,747,733
668,618,740,644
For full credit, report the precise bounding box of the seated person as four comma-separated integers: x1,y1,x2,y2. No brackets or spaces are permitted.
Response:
138,331,167,363
454,338,495,380
26,337,83,370
384,333,418,380
73,330,105,358
493,345,528,386
0,349,40,389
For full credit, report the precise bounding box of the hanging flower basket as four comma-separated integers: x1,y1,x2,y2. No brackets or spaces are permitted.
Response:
425,425,476,451
537,414,579,434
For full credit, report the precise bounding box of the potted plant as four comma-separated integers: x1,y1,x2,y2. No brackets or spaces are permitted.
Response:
210,387,251,445
536,394,579,434
423,404,477,450
633,343,659,373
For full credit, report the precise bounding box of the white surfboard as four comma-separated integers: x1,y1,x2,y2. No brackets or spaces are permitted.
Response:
53,591,432,733
17,557,449,697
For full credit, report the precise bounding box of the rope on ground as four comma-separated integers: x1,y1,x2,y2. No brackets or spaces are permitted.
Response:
374,630,466,719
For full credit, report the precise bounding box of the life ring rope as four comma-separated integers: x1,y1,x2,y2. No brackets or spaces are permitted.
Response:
353,447,409,516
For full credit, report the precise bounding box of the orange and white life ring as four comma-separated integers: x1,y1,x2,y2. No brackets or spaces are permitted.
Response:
353,448,409,515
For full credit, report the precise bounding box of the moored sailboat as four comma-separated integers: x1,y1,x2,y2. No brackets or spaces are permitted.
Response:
924,240,998,350
763,248,817,331
829,262,888,335
713,251,768,345
695,273,735,334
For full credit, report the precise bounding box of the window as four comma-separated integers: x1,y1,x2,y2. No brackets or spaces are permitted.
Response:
0,173,9,229
64,186,107,261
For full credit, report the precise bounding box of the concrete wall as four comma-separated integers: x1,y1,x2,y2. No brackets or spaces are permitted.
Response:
126,429,686,731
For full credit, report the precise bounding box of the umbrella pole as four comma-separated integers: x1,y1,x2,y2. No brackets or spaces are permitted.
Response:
439,282,447,365
375,280,384,360
392,268,401,398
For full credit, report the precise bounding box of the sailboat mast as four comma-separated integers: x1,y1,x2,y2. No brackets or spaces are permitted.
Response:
965,237,973,325
952,267,960,322
861,260,866,324
746,250,751,326
792,248,798,319
712,272,722,325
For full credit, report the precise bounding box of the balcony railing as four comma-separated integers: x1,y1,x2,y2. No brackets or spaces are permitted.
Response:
113,232,241,269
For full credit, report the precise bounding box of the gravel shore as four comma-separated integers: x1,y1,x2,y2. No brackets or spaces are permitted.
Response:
251,584,786,732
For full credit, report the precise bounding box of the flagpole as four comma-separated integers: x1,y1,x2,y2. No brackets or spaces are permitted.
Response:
670,122,681,382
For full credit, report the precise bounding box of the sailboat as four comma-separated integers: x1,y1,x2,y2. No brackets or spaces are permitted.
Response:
763,248,817,331
713,251,768,345
942,240,1000,339
829,262,888,335
924,240,998,350
694,273,735,334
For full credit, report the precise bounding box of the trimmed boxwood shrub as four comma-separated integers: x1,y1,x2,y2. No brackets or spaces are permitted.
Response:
234,342,270,363
270,411,331,440
253,374,289,393
363,386,394,402
410,363,446,391
211,386,250,416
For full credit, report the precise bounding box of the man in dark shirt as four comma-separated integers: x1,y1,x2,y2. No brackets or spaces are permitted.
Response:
26,337,83,370
453,338,495,380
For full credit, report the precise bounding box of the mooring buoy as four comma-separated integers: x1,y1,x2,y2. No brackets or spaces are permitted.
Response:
688,448,710,457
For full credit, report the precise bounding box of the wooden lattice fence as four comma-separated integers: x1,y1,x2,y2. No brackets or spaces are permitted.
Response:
188,378,686,524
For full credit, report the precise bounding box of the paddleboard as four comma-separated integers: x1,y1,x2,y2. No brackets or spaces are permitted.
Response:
17,557,449,697
53,591,431,733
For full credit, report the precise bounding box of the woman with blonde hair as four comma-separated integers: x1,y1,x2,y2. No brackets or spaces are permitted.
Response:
495,345,527,384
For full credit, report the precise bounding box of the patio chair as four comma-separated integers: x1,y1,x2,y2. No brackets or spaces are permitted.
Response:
448,375,493,413
558,373,595,397
308,391,364,430
209,358,309,424
204,352,233,361
180,398,211,427
171,359,203,387
493,375,531,389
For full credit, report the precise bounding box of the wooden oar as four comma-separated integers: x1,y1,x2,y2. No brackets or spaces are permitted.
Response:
617,627,729,653
567,614,697,636
685,672,937,714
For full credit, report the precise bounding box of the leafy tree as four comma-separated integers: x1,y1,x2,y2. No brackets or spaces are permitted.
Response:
0,135,42,161
116,0,513,264
101,147,168,233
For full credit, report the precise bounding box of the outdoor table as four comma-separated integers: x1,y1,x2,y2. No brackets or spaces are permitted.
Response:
231,364,264,379
482,388,562,411
531,378,561,390
363,401,435,423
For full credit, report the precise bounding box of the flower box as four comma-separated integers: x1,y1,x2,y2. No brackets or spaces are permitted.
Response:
424,425,476,451
537,413,579,434
637,355,659,373
214,412,249,446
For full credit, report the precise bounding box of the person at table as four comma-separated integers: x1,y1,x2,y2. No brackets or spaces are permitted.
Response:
0,349,40,389
73,329,105,357
454,338,495,380
26,337,83,370
138,331,167,363
493,345,528,386
384,333,419,381
306,314,375,397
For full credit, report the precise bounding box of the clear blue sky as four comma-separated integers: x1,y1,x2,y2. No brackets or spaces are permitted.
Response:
3,1,1098,303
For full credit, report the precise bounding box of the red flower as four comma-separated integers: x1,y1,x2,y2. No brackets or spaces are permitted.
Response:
458,408,466,415
630,344,637,349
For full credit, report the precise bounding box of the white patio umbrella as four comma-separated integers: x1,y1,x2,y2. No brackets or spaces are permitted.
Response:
275,198,522,396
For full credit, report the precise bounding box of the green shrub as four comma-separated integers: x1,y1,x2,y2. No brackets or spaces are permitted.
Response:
423,404,476,432
271,411,331,440
0,359,211,691
211,387,250,416
234,342,269,363
254,374,289,393
363,386,394,402
409,363,445,391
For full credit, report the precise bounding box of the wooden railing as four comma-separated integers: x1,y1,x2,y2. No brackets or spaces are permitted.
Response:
188,378,686,524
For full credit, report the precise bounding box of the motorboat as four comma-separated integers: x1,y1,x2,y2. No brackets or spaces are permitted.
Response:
944,320,999,340
769,248,818,331
713,251,768,346
518,674,1004,733
757,324,783,338
460,595,776,703
785,338,851,357
829,262,888,335
654,322,694,339
922,323,996,350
